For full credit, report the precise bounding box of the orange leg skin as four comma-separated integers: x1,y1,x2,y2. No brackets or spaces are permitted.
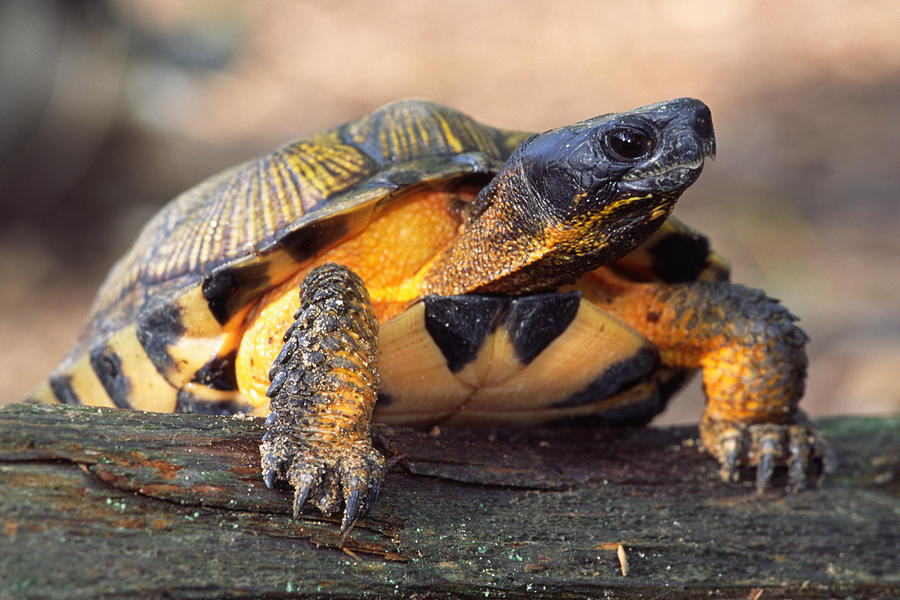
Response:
579,269,825,491
260,263,384,532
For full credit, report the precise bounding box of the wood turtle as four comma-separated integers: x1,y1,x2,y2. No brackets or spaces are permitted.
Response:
30,98,824,531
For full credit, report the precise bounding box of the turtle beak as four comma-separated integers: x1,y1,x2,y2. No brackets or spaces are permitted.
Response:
704,135,716,161
693,103,716,160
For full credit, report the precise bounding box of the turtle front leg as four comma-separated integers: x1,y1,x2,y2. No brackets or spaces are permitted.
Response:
583,273,826,491
260,263,385,532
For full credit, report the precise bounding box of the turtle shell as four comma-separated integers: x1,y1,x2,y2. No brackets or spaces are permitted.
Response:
37,100,531,412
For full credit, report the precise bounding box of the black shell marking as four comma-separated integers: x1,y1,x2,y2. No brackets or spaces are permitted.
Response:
89,346,131,409
136,303,185,373
422,292,585,373
423,295,508,373
201,262,271,326
174,389,249,415
551,347,660,408
49,375,81,406
191,350,240,391
504,292,581,364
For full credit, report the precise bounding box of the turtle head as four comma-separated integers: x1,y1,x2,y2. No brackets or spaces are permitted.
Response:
425,98,716,295
520,96,715,224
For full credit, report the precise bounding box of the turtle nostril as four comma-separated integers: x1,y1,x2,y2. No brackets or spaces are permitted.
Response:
694,109,713,141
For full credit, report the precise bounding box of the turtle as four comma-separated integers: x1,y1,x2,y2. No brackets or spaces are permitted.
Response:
30,97,824,532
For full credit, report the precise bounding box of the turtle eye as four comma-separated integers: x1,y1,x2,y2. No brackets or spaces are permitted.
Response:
605,127,654,161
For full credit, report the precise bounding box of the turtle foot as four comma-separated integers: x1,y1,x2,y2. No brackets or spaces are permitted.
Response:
700,411,826,493
261,428,385,532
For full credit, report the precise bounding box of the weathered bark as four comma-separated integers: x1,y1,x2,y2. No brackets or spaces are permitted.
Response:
0,403,897,599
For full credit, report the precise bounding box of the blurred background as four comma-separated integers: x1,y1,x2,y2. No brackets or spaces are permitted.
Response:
1,0,898,423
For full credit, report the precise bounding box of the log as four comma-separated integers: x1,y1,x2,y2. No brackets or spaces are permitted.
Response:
0,403,897,599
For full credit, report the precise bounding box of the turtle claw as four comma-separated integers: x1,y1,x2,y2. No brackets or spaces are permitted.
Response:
262,466,278,490
701,411,826,493
260,431,385,530
342,488,362,533
366,478,382,513
719,431,741,483
293,484,313,518
787,424,815,493
754,430,779,491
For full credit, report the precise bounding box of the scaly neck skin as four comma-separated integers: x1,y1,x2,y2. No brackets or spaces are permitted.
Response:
421,163,644,297
422,161,676,297
422,164,548,296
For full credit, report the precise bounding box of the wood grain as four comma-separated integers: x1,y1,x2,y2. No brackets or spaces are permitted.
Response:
1,403,897,599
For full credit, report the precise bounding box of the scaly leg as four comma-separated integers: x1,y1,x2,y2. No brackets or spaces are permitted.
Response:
580,269,826,491
260,263,385,532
